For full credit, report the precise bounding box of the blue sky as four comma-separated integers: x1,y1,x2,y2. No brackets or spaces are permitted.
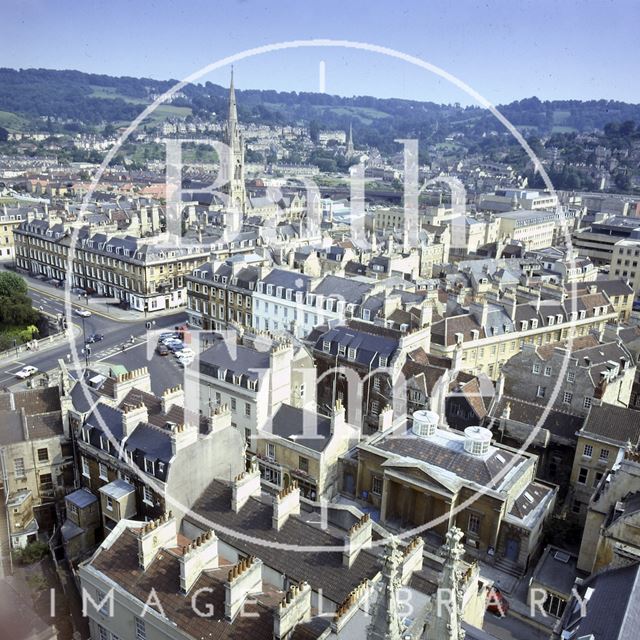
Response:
3,0,639,105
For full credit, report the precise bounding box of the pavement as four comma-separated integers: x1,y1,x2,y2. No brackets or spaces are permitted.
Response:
17,270,185,323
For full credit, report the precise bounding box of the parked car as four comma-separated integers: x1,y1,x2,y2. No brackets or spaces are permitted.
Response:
159,332,178,340
167,341,185,352
486,586,509,617
156,344,170,356
177,355,194,367
174,347,194,359
16,365,38,379
160,336,181,346
75,308,92,318
85,333,104,344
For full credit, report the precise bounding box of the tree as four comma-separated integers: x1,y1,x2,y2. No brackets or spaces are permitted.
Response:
0,272,28,297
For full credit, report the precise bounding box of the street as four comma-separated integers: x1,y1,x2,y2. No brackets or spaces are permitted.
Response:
483,613,552,640
0,283,187,390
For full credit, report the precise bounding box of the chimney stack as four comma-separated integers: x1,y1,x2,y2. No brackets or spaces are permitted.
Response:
207,403,232,434
224,556,263,622
161,385,184,413
343,513,372,567
179,530,219,594
137,512,176,570
121,401,148,437
400,536,424,584
113,367,152,402
331,579,371,633
272,482,300,531
232,459,261,513
273,581,312,639
169,423,198,456
377,405,393,431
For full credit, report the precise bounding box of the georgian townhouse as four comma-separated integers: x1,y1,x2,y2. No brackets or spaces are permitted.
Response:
14,219,210,312
252,270,375,339
0,384,74,549
569,405,640,523
0,206,25,261
252,401,360,499
430,287,620,380
76,384,245,528
185,257,266,330
197,334,316,454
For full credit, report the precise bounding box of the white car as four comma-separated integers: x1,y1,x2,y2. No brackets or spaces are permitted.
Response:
16,365,38,379
75,308,92,318
175,347,194,358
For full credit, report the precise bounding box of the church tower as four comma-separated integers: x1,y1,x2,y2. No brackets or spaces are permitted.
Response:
223,68,247,222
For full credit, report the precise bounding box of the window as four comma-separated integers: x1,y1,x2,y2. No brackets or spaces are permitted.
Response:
543,593,567,618
593,471,604,488
40,473,53,491
584,397,592,409
347,347,357,360
299,456,309,473
323,340,330,352
14,457,25,478
543,366,552,377
583,444,593,458
563,392,573,404
373,377,381,391
37,448,49,462
106,496,113,511
231,398,237,412
98,625,108,640
536,386,546,398
468,513,480,535
599,449,610,462
578,467,588,485
266,443,276,461
143,459,154,475
81,457,90,478
532,364,541,374
371,400,380,416
371,475,383,495
567,371,576,383
143,486,154,505
135,617,146,640
571,499,582,514
338,344,346,357
244,402,251,417
244,429,251,446
99,462,108,480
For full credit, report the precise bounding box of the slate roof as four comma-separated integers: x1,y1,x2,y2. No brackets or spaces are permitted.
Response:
313,325,399,367
199,341,270,382
268,404,333,453
561,562,640,640
531,546,578,597
66,488,98,509
508,482,554,521
372,425,524,490
90,526,290,640
187,480,382,604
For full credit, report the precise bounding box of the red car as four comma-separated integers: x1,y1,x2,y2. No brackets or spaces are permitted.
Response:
486,586,509,617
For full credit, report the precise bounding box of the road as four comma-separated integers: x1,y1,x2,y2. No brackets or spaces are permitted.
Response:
0,285,187,390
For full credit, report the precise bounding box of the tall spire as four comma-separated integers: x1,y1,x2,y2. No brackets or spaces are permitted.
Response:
346,121,355,157
222,67,246,219
228,66,238,132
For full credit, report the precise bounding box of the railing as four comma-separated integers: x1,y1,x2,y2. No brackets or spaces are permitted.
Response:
0,329,68,363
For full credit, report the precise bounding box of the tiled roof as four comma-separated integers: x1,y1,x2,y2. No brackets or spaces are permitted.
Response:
187,480,382,604
581,405,640,445
90,528,284,640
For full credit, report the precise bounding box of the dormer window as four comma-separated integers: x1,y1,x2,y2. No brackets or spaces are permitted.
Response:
363,308,371,321
531,319,538,329
348,347,357,360
338,344,346,357
379,355,388,367
144,458,154,474
267,284,274,295
233,374,242,385
286,289,292,300
323,340,331,353
547,316,555,326
579,310,586,320
217,368,226,380
520,320,528,331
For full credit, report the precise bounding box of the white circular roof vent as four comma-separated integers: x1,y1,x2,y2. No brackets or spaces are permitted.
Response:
463,426,492,456
412,410,439,438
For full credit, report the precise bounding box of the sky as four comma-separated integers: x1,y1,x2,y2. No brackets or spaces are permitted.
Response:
3,0,640,106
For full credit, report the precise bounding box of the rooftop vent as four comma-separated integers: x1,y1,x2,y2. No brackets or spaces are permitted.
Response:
412,410,439,438
463,426,492,456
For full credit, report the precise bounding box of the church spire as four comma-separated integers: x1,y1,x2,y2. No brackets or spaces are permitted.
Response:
346,121,355,157
228,66,238,132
